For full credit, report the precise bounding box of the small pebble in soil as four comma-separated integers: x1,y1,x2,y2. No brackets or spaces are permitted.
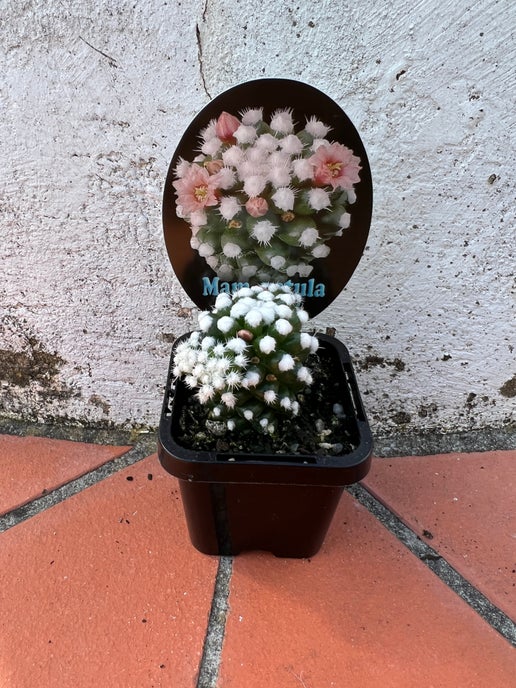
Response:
333,403,345,417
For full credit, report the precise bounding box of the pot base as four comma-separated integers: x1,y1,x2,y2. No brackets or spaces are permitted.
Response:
179,480,344,557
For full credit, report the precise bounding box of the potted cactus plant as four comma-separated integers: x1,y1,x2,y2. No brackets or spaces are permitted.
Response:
158,79,373,557
159,283,372,557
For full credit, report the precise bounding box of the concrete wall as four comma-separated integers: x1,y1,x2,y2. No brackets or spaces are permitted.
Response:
1,0,514,436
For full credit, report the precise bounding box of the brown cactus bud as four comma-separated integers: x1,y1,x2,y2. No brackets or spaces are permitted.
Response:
203,159,224,174
237,329,254,341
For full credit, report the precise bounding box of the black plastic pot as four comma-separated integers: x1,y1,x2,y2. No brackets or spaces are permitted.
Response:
158,333,373,558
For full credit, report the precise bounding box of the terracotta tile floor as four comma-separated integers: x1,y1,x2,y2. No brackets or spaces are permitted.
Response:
0,433,514,687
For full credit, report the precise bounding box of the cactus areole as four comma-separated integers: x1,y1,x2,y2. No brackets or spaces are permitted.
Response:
158,80,373,557
163,79,372,317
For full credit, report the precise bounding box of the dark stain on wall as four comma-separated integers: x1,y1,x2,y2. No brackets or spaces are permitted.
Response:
88,394,111,415
0,337,65,387
358,354,406,372
418,402,438,418
0,316,77,409
500,374,516,398
390,411,412,425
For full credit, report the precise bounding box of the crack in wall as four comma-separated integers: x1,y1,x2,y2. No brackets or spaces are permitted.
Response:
78,35,118,68
196,0,212,99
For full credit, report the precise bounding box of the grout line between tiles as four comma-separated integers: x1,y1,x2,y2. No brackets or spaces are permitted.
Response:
346,483,516,647
196,556,233,688
0,437,156,534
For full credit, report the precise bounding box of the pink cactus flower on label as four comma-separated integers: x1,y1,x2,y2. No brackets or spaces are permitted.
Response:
309,142,361,190
245,196,269,218
215,111,240,143
173,164,221,214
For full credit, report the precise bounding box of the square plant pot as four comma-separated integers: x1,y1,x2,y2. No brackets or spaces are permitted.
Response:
158,333,373,557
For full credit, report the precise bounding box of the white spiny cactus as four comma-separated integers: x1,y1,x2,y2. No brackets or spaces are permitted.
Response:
173,284,320,435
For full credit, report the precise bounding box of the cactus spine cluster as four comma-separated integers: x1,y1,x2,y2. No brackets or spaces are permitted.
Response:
173,108,361,283
172,284,319,435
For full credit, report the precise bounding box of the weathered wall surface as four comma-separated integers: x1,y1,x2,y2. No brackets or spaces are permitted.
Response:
1,0,514,436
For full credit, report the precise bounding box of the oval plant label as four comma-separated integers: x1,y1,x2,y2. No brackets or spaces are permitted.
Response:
163,79,372,317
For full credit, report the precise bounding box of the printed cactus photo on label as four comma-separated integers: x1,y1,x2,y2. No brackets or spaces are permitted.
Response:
172,108,362,285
